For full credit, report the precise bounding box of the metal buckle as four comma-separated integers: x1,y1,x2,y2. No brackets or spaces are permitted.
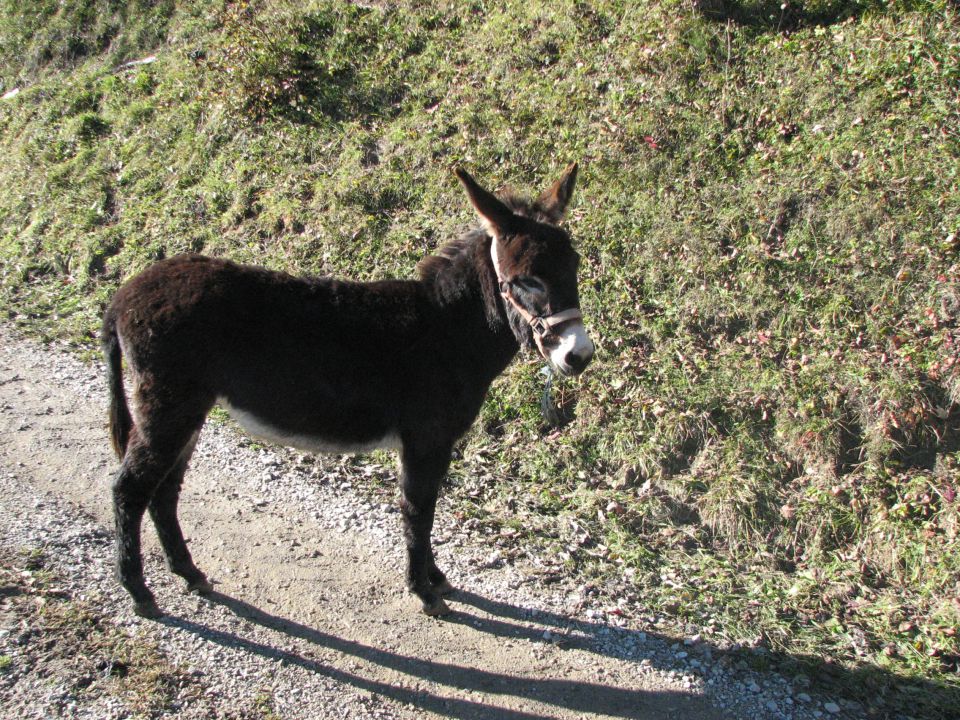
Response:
530,316,550,337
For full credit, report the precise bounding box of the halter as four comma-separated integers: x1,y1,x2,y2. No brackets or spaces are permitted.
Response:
490,239,583,357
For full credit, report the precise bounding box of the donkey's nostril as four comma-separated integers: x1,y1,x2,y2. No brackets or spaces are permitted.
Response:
564,350,590,374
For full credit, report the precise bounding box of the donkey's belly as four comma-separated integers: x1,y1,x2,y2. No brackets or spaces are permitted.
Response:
218,398,401,454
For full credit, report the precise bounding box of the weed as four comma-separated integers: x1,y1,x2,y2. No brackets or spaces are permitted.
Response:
0,546,201,714
253,691,283,720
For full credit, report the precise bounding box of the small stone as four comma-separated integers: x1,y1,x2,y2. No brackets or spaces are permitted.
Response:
766,700,778,712
796,692,811,703
824,702,841,714
748,682,762,693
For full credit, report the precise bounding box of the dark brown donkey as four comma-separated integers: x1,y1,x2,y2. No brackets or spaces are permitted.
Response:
102,165,594,618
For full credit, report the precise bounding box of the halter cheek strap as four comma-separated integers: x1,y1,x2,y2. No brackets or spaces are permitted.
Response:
490,239,583,357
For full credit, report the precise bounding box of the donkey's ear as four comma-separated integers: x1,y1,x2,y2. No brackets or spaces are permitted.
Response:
536,162,578,222
455,168,516,239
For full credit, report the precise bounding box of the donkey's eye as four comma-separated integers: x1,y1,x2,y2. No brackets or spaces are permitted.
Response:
513,277,546,295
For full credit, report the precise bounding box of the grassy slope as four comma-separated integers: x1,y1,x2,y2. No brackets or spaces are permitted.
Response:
0,0,957,714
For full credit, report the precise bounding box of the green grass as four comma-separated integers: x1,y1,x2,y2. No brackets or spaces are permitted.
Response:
1,1,958,716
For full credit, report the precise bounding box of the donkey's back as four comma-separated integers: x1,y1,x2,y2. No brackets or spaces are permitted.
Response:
106,253,459,450
107,253,429,374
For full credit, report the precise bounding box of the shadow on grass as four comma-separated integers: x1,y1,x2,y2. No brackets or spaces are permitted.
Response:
693,0,915,31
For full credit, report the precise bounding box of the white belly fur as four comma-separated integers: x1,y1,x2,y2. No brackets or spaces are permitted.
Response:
218,398,401,454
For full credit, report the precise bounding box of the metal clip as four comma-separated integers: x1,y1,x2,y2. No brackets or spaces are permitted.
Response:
530,316,550,337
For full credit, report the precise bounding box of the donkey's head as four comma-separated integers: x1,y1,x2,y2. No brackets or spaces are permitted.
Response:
456,164,595,377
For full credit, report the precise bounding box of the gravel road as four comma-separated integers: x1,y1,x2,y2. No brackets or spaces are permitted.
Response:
0,325,866,719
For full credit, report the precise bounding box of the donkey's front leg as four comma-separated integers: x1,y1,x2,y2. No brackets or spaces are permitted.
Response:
399,444,453,615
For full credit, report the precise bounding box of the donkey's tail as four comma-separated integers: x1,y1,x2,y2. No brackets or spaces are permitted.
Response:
102,312,133,459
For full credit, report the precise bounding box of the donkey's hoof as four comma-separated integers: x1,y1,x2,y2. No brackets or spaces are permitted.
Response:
134,599,164,619
422,597,452,616
432,578,455,596
187,577,214,595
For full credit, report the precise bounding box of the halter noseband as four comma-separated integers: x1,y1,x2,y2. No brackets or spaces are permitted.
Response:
490,239,583,356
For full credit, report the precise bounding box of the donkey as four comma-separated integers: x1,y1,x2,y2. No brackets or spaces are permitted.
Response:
102,165,594,618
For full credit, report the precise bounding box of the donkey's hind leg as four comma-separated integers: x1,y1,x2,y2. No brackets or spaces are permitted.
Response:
148,432,212,595
113,426,201,618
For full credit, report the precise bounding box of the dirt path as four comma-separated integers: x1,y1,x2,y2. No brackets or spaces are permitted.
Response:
0,326,831,719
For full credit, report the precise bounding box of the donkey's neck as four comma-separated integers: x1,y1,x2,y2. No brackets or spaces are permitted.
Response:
418,230,520,381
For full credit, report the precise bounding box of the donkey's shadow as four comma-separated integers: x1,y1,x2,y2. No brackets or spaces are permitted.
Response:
163,590,714,720
167,588,960,720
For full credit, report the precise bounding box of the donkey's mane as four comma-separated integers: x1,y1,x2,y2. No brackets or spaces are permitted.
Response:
416,232,482,285
416,228,500,328
416,190,546,285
